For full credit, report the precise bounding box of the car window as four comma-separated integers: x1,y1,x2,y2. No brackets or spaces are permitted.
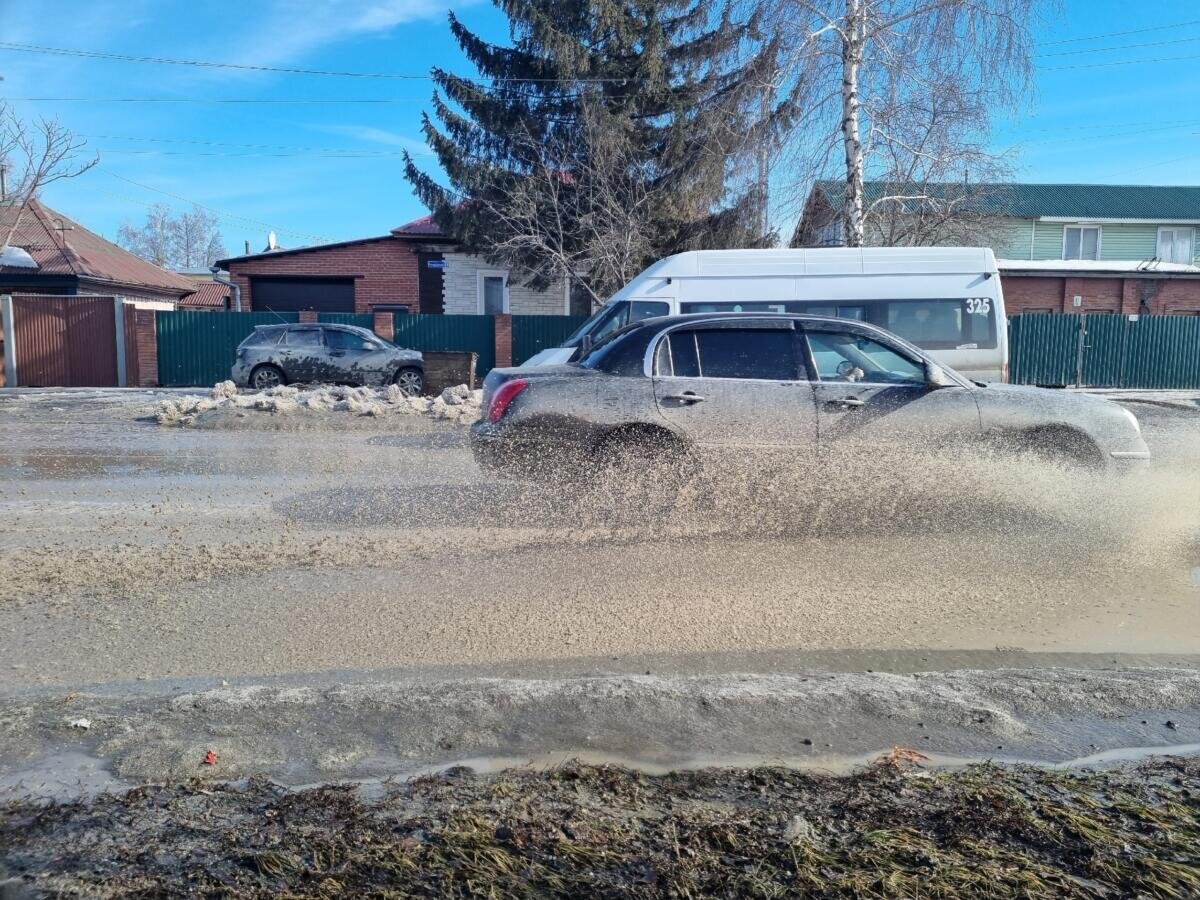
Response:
240,327,284,348
325,329,376,350
807,331,925,384
283,328,324,348
656,328,797,380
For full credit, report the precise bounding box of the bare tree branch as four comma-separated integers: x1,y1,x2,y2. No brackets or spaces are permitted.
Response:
0,104,98,250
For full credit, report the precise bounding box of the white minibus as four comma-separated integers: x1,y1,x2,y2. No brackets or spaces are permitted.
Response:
525,247,1007,382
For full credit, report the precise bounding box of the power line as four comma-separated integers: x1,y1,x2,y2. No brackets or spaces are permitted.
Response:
1039,51,1200,71
97,168,336,243
87,133,418,151
99,149,407,158
0,41,637,83
1038,18,1200,46
8,97,426,104
1037,35,1200,58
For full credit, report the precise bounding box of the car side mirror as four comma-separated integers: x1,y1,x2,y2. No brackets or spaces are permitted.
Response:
581,334,594,354
925,363,954,388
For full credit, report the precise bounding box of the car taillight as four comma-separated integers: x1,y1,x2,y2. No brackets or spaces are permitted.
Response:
487,378,529,423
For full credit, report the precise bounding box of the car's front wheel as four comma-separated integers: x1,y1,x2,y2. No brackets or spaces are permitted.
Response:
250,364,285,390
394,367,424,396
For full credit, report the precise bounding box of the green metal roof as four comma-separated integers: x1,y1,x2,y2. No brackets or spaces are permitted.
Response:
813,181,1200,220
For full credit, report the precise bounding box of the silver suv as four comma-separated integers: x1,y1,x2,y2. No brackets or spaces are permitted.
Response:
231,324,424,393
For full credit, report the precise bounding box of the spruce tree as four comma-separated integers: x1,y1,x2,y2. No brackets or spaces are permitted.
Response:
404,0,795,302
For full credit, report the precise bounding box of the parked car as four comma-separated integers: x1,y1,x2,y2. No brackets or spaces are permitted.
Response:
471,313,1149,477
231,324,424,393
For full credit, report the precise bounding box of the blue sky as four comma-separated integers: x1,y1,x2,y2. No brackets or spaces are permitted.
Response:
0,0,1197,255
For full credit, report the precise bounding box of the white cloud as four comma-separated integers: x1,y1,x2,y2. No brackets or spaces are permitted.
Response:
232,0,462,68
315,123,433,154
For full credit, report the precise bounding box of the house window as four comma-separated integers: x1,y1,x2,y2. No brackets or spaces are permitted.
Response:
1063,226,1100,260
1158,227,1195,264
816,219,843,247
478,271,508,314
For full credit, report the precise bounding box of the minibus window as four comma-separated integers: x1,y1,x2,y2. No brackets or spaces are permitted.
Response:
569,300,669,346
680,301,798,314
884,299,996,350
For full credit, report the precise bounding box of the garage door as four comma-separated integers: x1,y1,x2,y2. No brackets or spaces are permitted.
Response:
251,277,355,313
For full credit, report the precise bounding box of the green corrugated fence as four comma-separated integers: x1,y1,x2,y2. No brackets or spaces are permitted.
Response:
156,310,299,387
318,313,374,329
392,314,496,374
1009,313,1200,389
512,315,588,366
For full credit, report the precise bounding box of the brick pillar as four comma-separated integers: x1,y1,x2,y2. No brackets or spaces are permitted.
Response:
494,313,512,368
135,309,159,386
373,311,394,342
299,310,318,323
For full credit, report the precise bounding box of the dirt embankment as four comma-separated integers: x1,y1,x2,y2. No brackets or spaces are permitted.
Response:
3,759,1199,898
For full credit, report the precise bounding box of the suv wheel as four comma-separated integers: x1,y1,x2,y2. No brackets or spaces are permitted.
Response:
250,365,285,390
394,367,423,396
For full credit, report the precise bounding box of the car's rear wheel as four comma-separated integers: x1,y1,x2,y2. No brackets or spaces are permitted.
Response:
594,426,702,494
394,367,424,396
250,364,285,390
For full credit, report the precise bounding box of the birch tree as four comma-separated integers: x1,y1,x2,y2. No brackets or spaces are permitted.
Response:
764,0,1039,246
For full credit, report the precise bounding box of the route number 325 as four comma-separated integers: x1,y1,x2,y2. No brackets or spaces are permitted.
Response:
966,298,991,315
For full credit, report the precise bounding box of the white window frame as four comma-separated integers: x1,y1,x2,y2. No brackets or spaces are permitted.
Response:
477,269,509,314
1062,224,1101,261
1157,226,1195,264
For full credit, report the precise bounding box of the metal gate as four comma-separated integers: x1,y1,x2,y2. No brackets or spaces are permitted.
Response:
156,310,300,386
2,294,120,387
1009,313,1200,389
512,315,587,366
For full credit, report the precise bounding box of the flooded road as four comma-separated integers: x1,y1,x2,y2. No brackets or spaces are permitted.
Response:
0,388,1197,690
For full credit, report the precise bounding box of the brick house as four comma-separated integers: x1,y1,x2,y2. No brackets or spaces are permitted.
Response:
0,198,197,305
216,214,575,316
791,182,1200,316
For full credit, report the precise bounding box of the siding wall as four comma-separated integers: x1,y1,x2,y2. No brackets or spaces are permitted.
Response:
988,219,1200,263
442,252,565,315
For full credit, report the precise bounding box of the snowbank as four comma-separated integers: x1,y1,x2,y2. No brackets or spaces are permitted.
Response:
156,381,482,427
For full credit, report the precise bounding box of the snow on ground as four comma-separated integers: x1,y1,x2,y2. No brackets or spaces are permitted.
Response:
156,381,483,426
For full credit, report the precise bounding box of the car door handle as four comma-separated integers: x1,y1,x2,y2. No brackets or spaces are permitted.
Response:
664,392,705,404
824,397,866,410
329,350,346,357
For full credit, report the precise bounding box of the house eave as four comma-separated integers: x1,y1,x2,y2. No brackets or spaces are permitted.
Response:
1035,217,1200,225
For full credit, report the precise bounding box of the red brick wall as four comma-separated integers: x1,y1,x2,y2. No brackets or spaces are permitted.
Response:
227,238,420,314
1002,275,1200,316
132,308,158,387
494,313,512,368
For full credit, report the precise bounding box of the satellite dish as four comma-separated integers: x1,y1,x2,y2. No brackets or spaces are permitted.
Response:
0,245,38,269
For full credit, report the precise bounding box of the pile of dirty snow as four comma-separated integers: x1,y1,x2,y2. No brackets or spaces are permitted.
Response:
156,381,482,427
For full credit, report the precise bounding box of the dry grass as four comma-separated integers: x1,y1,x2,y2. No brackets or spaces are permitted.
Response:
3,758,1199,897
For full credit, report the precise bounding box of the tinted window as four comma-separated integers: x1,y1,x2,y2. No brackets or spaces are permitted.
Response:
283,328,324,348
807,331,925,384
884,299,996,349
578,324,656,376
657,328,797,380
325,329,377,350
240,327,284,348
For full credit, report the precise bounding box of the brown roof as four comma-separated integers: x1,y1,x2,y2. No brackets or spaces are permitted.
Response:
179,281,231,309
391,213,445,237
0,198,196,295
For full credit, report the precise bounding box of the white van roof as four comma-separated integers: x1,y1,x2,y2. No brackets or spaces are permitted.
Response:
630,247,998,280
